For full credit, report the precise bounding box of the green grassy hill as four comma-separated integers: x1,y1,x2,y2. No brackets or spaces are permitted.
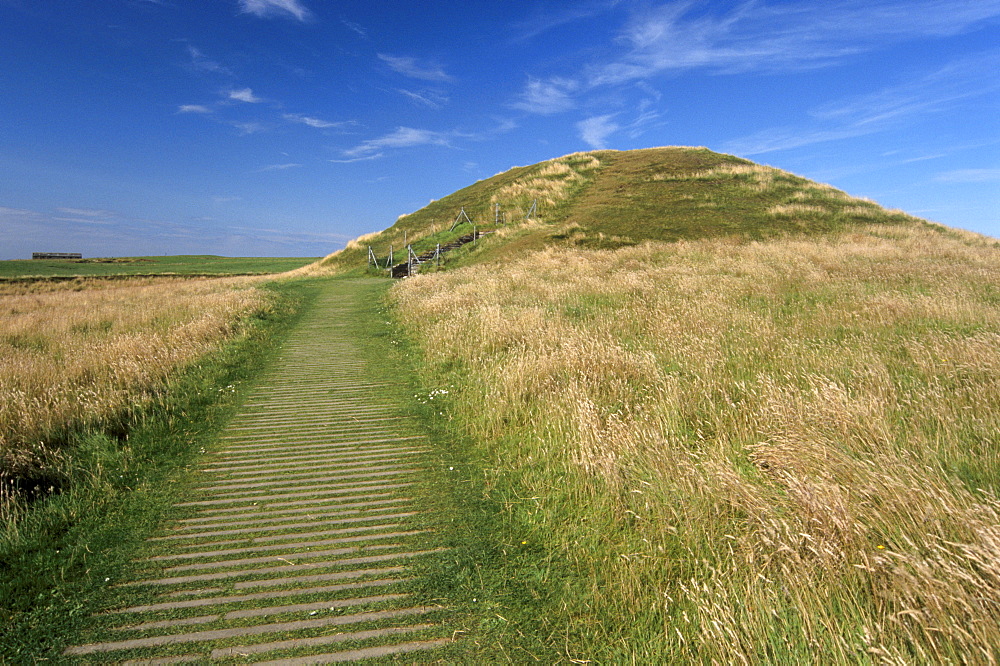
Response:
316,146,927,274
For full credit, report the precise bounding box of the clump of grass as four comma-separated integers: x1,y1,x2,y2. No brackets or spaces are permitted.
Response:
490,153,601,210
769,203,828,215
0,276,273,514
391,223,1000,662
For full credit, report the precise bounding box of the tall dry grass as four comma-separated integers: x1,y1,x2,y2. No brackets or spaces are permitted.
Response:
490,152,601,210
0,276,272,501
392,224,1000,662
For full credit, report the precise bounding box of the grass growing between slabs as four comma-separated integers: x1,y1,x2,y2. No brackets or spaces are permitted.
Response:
0,277,320,661
390,223,1000,663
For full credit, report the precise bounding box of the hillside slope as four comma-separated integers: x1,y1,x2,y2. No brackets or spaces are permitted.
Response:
388,223,1000,661
309,146,926,275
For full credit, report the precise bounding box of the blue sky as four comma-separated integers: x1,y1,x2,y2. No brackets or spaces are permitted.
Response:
1,0,998,259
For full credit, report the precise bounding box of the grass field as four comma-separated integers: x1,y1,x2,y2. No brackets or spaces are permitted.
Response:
0,255,319,279
391,223,1000,663
0,275,278,507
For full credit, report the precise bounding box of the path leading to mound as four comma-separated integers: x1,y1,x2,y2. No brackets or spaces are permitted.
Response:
64,279,454,663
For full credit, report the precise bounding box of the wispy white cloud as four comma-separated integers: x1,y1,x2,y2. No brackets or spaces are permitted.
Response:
186,45,230,74
726,49,1000,155
0,205,141,258
511,77,578,114
178,104,212,114
810,52,1000,125
330,154,384,164
228,88,262,103
576,108,662,148
55,207,116,218
725,126,870,156
0,202,343,260
596,0,1000,84
511,0,624,43
283,113,353,129
50,215,117,226
397,89,449,109
343,127,453,158
227,225,354,249
256,163,302,172
239,0,310,21
513,0,1000,115
936,169,1000,183
232,121,266,135
578,114,620,149
342,20,367,38
0,206,39,217
489,117,520,136
894,153,947,165
377,54,454,82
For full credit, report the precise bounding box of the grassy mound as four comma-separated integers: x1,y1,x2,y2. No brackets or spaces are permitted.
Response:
312,146,926,275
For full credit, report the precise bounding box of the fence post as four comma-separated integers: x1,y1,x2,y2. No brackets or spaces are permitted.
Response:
407,245,420,277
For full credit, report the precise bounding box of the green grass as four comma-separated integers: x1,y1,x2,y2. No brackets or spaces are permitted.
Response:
317,146,928,276
562,148,907,243
0,278,319,661
353,283,570,662
0,255,319,279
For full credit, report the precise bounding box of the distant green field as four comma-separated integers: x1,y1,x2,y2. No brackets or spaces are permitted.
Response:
0,255,319,279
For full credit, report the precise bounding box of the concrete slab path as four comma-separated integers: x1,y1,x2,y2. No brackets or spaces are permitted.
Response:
64,279,454,663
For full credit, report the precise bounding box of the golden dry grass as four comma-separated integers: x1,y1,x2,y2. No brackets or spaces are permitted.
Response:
0,276,272,492
769,203,828,215
392,224,1000,662
490,153,601,210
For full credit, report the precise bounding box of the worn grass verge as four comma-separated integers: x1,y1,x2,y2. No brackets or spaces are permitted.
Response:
0,278,319,661
329,280,568,662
